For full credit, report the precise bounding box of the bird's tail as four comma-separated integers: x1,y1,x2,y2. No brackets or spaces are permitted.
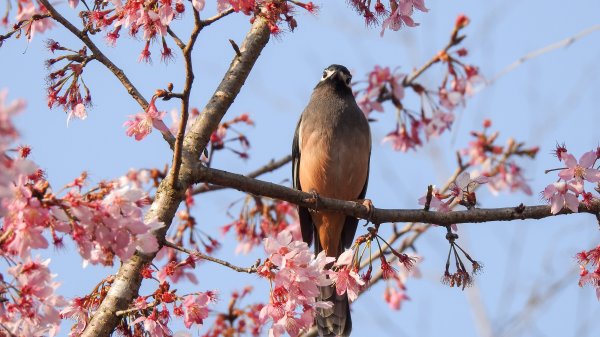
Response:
313,229,352,337
316,284,352,337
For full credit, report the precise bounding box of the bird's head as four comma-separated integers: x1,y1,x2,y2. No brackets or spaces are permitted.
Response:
318,64,352,89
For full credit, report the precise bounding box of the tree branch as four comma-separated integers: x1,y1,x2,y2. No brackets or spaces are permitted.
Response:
192,154,292,194
163,241,259,273
194,164,600,225
489,24,600,85
80,18,271,337
0,13,50,45
170,8,202,187
36,0,175,148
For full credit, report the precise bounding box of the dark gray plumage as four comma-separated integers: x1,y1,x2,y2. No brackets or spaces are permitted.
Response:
292,64,371,337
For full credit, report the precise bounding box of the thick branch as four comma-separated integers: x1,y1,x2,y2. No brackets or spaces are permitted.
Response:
36,0,175,147
192,154,292,194
80,18,270,337
194,164,600,225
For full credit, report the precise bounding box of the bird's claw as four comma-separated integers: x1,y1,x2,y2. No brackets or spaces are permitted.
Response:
305,189,321,212
356,198,374,224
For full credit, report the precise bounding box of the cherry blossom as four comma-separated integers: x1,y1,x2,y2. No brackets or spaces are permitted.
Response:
559,151,600,183
259,230,334,337
543,181,579,214
1,258,66,337
183,293,210,328
124,97,171,141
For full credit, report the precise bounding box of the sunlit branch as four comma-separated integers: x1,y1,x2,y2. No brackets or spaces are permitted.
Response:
192,154,292,194
194,164,600,225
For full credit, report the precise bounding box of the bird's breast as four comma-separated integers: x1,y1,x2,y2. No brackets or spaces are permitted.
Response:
299,127,369,200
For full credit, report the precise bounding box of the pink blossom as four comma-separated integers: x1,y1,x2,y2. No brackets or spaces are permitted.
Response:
382,124,420,152
183,293,210,328
0,89,26,140
417,186,451,212
66,103,87,126
330,266,364,302
384,286,410,310
543,181,579,214
380,0,428,36
192,0,205,12
559,151,600,183
124,98,170,141
131,312,171,337
15,2,54,40
259,230,334,336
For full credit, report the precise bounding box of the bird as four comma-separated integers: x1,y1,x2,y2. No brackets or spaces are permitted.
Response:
292,64,371,337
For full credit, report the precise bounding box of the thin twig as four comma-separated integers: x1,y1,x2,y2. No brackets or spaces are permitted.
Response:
199,8,235,27
36,0,175,148
170,7,205,187
488,24,600,85
0,14,50,45
163,241,259,273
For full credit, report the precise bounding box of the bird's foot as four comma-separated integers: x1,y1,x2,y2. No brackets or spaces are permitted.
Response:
305,189,321,212
356,198,374,224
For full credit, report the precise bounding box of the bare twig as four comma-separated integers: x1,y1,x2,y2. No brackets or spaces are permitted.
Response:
200,8,235,27
488,24,600,85
36,0,175,148
163,241,259,273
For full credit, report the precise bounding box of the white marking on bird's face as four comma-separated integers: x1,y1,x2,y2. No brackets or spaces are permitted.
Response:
319,68,352,88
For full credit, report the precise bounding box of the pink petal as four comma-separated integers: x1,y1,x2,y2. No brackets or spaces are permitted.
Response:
550,194,564,214
579,151,597,168
585,168,600,183
558,168,574,181
335,249,354,266
563,153,577,168
564,193,579,213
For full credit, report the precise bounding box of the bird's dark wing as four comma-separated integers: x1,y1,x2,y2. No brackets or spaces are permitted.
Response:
341,151,370,250
292,116,314,246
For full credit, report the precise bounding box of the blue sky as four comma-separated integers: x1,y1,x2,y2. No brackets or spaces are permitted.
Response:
2,0,600,336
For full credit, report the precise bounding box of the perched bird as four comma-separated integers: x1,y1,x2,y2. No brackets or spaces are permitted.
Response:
292,64,371,337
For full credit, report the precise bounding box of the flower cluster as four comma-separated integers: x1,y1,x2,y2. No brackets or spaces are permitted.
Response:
45,40,92,124
63,280,217,337
208,113,254,161
202,287,265,337
576,246,600,300
1,0,54,41
543,145,599,214
1,90,161,265
346,0,428,34
460,120,538,196
0,258,66,336
222,199,301,254
221,0,318,35
257,230,333,337
355,16,483,152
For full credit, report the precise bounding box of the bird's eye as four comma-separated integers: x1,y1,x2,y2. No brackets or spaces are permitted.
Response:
322,71,327,79
346,76,352,85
